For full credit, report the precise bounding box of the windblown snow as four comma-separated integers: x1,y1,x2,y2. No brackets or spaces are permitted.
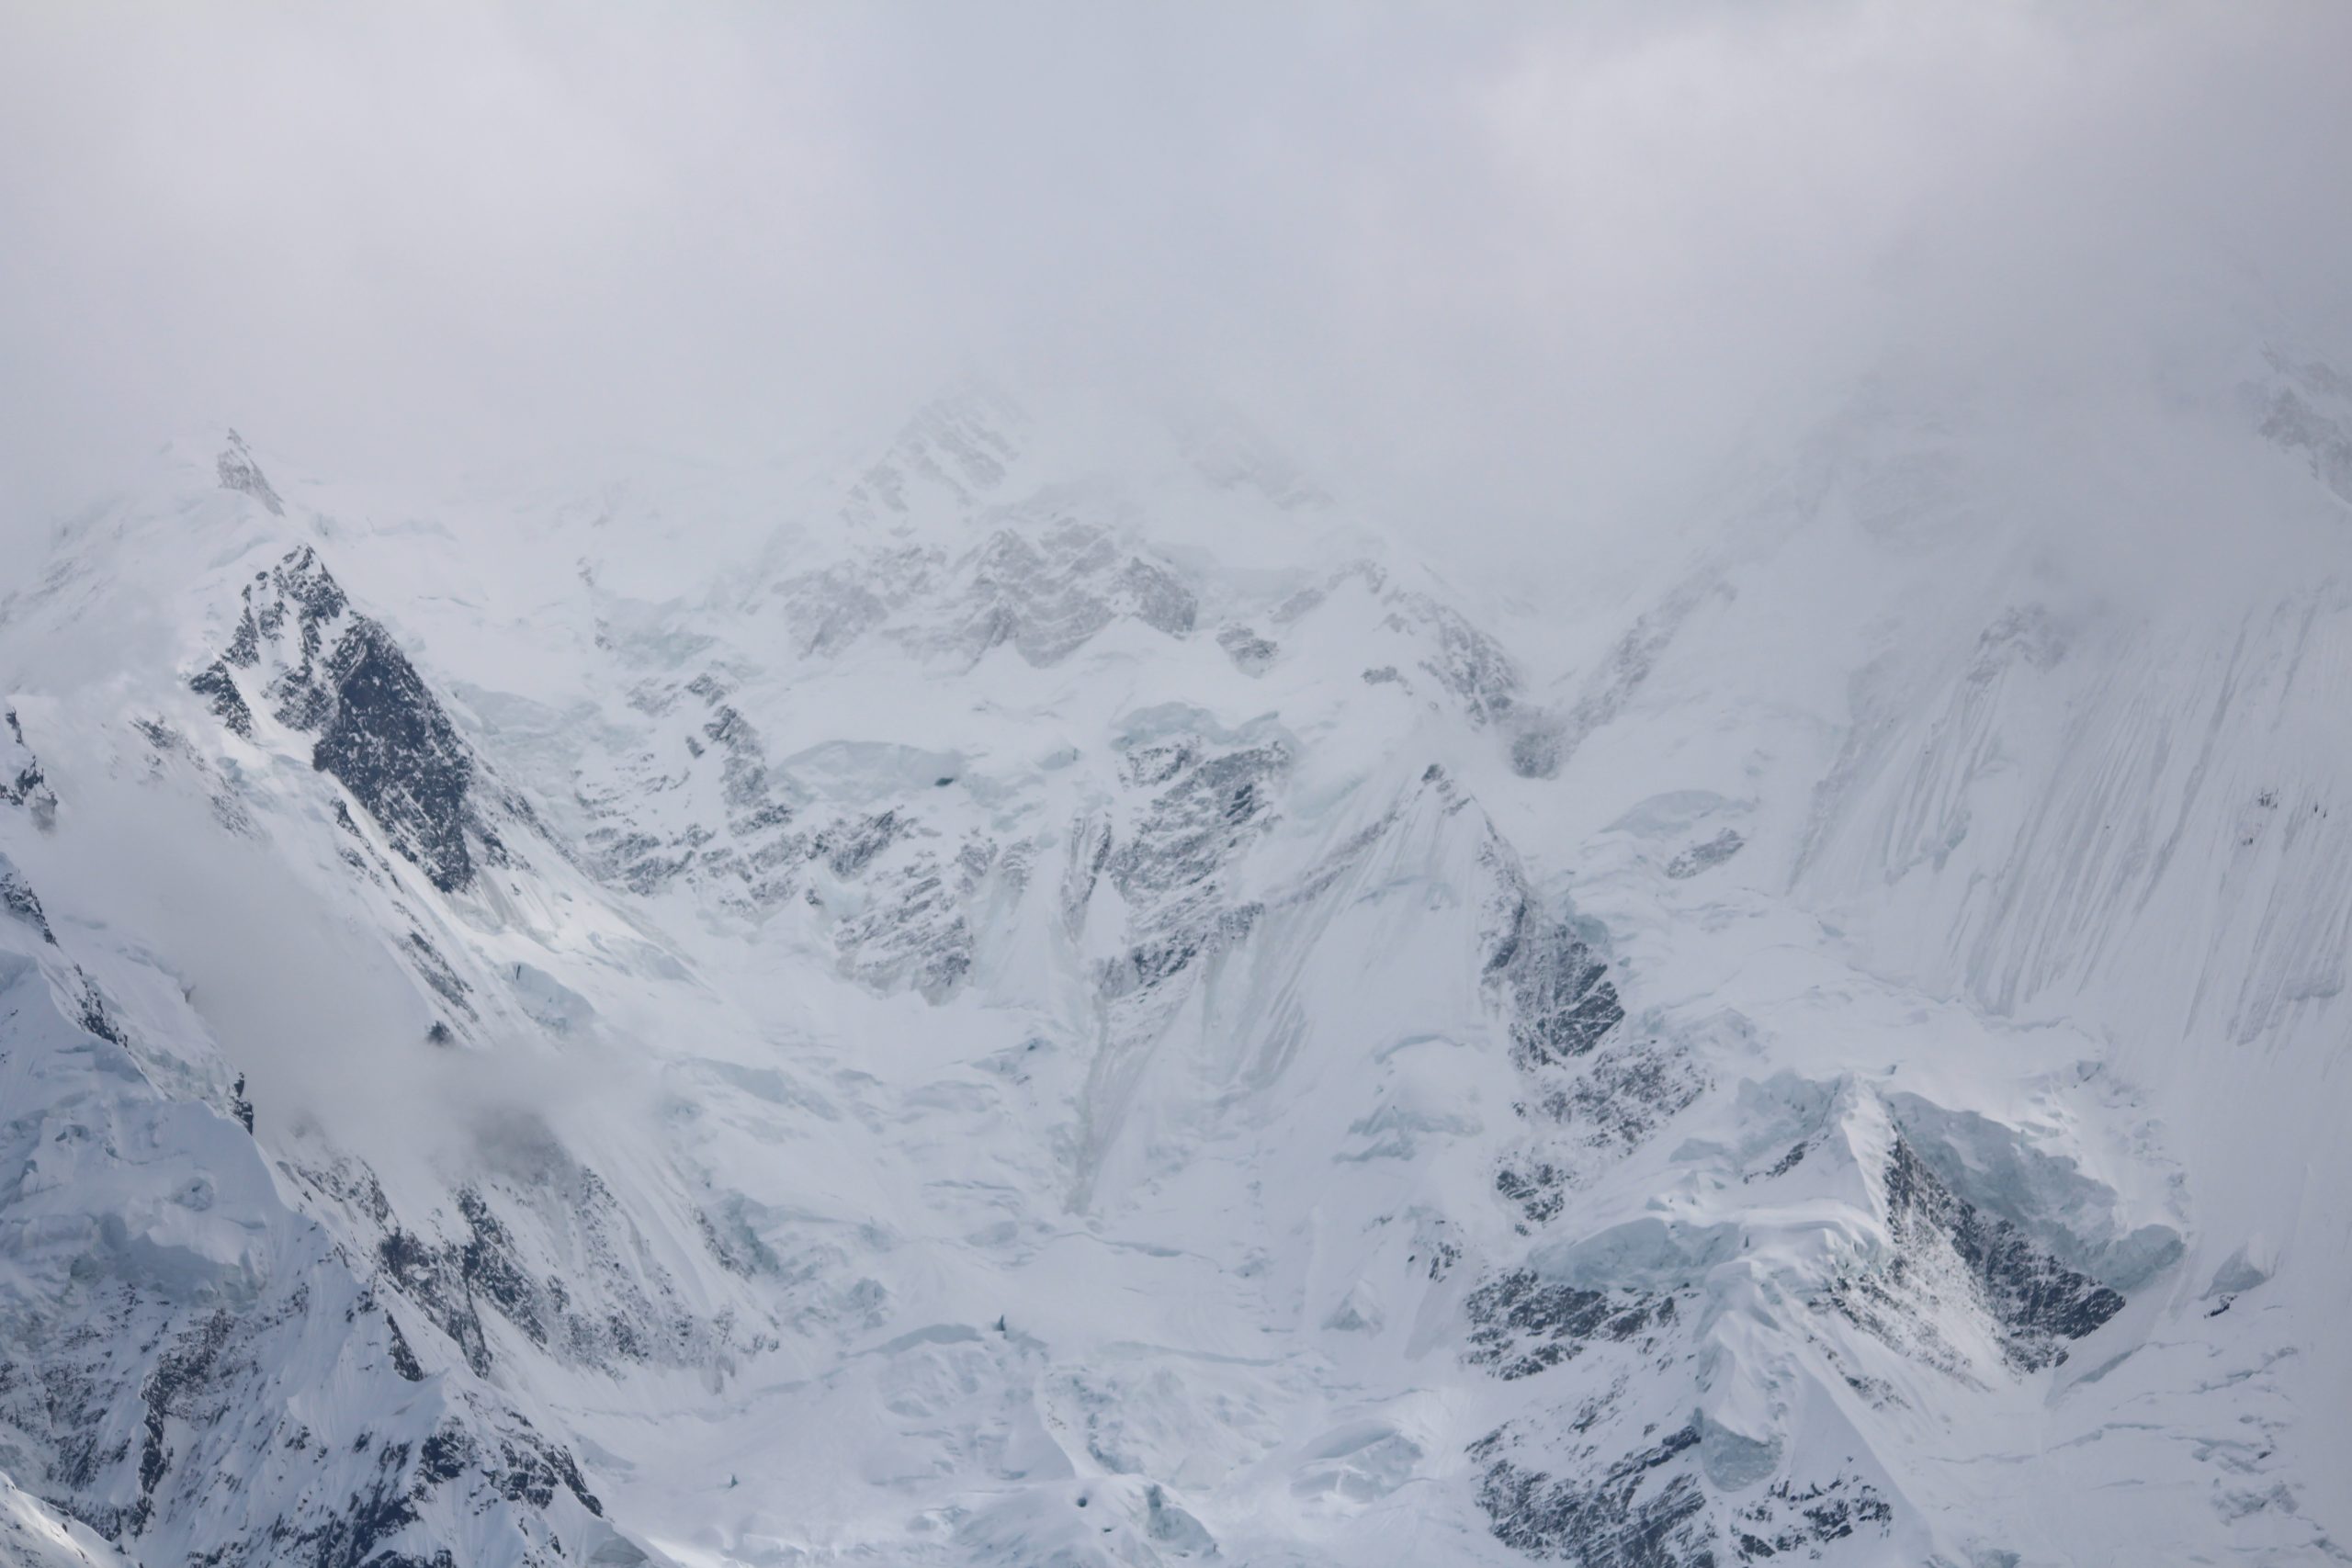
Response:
2,360,2349,1566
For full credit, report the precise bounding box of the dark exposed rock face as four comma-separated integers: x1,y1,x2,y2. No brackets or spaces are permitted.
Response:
1109,739,1286,905
189,659,255,739
1471,1393,1894,1565
205,546,493,893
1544,1034,1708,1154
813,808,904,878
1496,1160,1570,1226
1492,1029,1710,1224
1826,1133,2125,1372
404,930,477,1021
310,619,480,892
356,1158,754,1383
1730,1476,1895,1563
702,701,794,840
0,854,55,943
1471,1424,1716,1567
1485,849,1623,1068
216,430,284,515
1097,732,1286,1010
2,707,58,829
582,670,799,906
1464,1269,1678,1382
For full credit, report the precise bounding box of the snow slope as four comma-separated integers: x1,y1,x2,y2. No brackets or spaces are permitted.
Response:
1,363,2348,1565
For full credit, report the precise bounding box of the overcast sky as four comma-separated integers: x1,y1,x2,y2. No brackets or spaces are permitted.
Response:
4,2,2349,552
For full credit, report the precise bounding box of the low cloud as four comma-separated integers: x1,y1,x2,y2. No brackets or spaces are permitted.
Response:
2,3,2346,577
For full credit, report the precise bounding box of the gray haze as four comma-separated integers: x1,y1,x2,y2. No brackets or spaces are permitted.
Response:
4,2,2349,569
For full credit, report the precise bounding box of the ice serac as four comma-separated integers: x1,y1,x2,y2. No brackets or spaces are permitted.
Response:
0,364,2346,1568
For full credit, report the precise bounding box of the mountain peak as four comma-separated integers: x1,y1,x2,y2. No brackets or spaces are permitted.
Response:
215,428,284,515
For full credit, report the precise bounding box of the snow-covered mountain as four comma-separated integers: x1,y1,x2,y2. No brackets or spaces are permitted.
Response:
3,362,2349,1567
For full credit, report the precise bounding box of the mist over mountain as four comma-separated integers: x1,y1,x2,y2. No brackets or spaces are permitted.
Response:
4,6,2351,1566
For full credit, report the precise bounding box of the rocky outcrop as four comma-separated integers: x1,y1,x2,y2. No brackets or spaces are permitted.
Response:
309,618,482,891
0,853,55,943
950,520,1196,667
1470,1423,1716,1567
201,546,498,893
1097,726,1287,1016
187,660,254,739
829,832,1009,1001
1826,1132,2125,1373
1729,1477,1895,1564
215,430,283,515
1389,592,1521,727
1,709,57,829
1484,845,1623,1069
1464,1269,1678,1382
366,1173,752,1382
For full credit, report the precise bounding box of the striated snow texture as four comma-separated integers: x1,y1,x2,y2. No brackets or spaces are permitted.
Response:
0,363,2348,1566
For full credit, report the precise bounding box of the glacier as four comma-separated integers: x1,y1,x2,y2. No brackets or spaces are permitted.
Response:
0,361,2347,1567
